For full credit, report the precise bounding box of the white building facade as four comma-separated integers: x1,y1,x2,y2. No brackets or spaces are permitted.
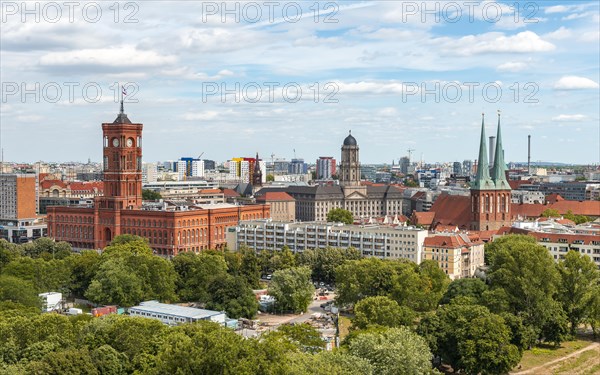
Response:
228,219,428,263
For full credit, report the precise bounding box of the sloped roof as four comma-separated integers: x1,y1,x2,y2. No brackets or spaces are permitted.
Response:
221,188,240,197
429,193,471,228
413,211,436,226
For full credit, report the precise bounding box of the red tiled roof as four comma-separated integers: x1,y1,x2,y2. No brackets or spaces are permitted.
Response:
199,189,222,194
546,194,564,204
429,193,471,229
256,192,294,201
413,211,436,226
433,224,458,232
512,200,600,218
40,180,68,189
509,180,532,190
222,188,240,197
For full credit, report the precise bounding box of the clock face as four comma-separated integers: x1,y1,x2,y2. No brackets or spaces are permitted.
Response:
126,138,133,147
112,138,119,147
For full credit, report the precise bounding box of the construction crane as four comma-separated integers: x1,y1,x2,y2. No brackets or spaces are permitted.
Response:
197,152,204,160
293,149,297,159
407,149,415,164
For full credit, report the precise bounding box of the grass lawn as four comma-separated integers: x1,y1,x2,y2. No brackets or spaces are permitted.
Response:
338,315,352,341
515,335,599,373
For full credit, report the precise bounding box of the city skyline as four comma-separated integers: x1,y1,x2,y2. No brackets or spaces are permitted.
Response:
1,1,599,164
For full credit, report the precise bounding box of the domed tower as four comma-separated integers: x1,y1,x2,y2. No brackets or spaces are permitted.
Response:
340,131,361,187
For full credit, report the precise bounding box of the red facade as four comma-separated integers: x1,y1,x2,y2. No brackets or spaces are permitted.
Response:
47,109,270,256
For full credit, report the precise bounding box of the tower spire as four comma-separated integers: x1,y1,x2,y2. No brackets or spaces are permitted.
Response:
491,110,511,190
472,113,495,190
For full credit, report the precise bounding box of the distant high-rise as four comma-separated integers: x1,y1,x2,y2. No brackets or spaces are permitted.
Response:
0,174,37,220
289,158,308,175
399,157,410,175
316,157,336,179
177,158,204,180
452,162,462,176
142,163,158,184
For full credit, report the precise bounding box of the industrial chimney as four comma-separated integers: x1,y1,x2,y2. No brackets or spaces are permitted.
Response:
527,135,531,175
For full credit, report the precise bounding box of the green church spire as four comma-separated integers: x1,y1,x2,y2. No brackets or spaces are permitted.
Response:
491,111,511,190
472,113,495,190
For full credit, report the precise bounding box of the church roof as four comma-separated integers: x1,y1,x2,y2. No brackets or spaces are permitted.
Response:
471,114,495,190
429,193,472,229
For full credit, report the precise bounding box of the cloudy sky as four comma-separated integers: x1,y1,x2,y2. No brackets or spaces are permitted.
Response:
1,1,599,164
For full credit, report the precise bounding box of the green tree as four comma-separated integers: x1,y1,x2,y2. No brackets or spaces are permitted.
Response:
0,275,40,308
269,266,314,313
584,284,600,338
487,235,565,343
2,257,73,294
557,250,600,335
458,313,522,374
418,302,521,374
27,349,99,375
326,208,353,224
206,275,258,319
85,259,144,307
335,258,448,312
353,296,415,329
267,323,326,353
271,246,296,270
266,174,275,182
90,344,129,375
67,250,102,297
287,351,374,375
85,237,176,306
440,278,488,305
173,252,228,302
541,208,561,218
142,189,162,200
296,247,362,284
347,327,433,375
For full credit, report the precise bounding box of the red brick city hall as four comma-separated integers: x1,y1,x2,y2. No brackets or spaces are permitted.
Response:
47,106,269,256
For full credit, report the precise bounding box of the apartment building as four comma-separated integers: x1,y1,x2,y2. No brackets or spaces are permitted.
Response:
227,219,428,263
422,233,485,280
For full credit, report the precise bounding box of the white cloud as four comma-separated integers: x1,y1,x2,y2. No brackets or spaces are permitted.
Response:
545,5,570,14
335,81,413,95
435,31,555,56
496,61,528,72
554,76,600,90
39,46,177,68
552,114,589,122
544,27,573,40
180,111,219,121
17,115,43,122
161,67,235,80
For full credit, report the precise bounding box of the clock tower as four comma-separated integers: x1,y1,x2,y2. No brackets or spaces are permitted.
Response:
100,102,143,210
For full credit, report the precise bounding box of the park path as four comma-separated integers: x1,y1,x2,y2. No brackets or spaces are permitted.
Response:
511,342,600,375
